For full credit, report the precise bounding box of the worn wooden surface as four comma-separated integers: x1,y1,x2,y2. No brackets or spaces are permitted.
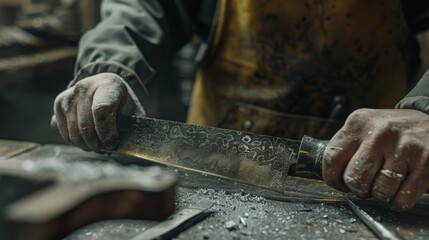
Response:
1,140,428,239
0,143,176,240
0,139,39,160
0,47,77,77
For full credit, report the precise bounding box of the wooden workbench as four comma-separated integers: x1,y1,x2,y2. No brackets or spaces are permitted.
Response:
1,139,428,239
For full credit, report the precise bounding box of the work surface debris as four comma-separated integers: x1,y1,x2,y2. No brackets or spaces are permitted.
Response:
68,187,375,240
2,143,427,240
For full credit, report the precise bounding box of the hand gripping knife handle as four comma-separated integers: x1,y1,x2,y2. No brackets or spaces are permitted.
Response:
296,135,329,179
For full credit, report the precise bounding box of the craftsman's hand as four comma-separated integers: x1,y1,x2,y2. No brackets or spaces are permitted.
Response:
322,108,429,211
53,73,145,152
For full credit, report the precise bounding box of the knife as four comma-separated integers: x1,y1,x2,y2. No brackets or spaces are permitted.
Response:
107,116,328,193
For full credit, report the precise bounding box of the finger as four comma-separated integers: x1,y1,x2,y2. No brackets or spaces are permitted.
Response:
62,90,90,151
54,92,70,143
371,154,407,203
92,83,125,149
343,139,383,198
391,168,428,211
119,91,146,117
76,87,101,152
323,128,360,192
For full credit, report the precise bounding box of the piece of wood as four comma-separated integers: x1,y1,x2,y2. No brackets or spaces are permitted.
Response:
0,139,39,160
0,0,23,7
77,0,101,32
0,47,77,73
0,144,177,240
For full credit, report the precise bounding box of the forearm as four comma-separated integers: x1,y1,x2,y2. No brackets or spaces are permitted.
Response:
71,0,197,100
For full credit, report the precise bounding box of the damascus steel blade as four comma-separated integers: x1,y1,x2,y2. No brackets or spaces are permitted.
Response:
112,116,301,192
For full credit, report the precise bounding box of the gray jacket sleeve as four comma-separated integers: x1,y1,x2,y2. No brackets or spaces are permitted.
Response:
397,69,429,114
69,0,195,100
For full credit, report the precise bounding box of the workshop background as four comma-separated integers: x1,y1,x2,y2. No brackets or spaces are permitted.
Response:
1,0,429,144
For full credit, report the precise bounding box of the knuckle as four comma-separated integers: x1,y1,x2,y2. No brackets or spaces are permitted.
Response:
352,108,372,117
54,99,62,114
92,104,115,118
397,137,429,168
397,135,418,153
102,74,127,91
323,147,336,166
54,94,62,107
343,173,370,196
61,93,75,114
374,120,402,138
56,88,70,98
79,123,95,136
330,128,349,142
343,108,377,134
96,72,122,85
386,122,404,135
323,146,342,170
347,109,371,123
323,152,342,170
343,173,358,187
74,82,90,94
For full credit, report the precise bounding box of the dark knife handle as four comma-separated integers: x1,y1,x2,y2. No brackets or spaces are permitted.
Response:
296,135,329,179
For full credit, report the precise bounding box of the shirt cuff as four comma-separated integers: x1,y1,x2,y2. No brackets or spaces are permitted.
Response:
70,61,154,103
396,96,429,115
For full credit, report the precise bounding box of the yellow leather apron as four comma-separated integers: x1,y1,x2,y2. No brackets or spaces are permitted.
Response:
187,0,409,140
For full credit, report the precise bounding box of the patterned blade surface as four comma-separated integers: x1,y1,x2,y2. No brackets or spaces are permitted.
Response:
113,116,300,192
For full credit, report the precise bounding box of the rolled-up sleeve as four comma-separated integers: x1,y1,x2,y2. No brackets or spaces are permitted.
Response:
70,0,195,100
396,69,429,114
